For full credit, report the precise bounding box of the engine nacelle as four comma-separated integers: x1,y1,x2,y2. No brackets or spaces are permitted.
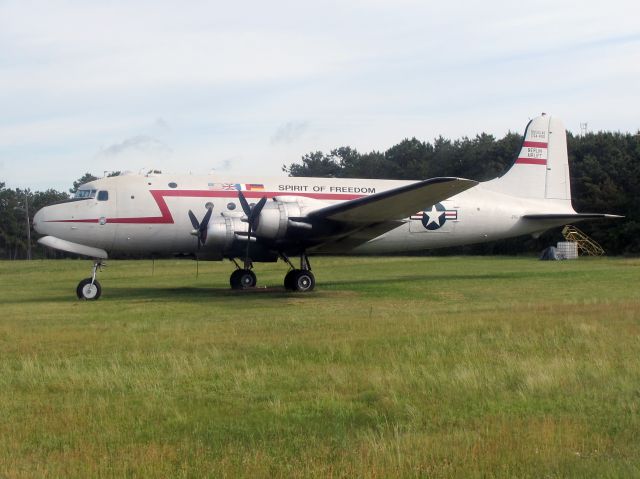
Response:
206,215,247,256
255,196,330,240
202,196,329,259
253,200,298,240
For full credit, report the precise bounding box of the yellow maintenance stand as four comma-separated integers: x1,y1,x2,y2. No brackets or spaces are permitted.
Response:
561,225,605,256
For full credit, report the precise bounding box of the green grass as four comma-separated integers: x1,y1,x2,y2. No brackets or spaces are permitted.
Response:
1,256,639,478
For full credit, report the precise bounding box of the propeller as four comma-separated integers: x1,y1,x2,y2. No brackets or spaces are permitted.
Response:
238,191,268,267
188,207,213,249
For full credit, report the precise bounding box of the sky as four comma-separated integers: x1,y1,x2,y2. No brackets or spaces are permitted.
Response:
1,0,639,192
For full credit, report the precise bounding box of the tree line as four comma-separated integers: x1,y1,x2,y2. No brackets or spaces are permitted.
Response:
1,130,638,259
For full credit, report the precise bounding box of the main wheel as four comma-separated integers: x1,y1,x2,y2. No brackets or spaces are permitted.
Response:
230,269,257,289
292,270,315,292
76,278,102,300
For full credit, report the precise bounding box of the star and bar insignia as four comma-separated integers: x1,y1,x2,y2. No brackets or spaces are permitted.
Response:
410,203,458,230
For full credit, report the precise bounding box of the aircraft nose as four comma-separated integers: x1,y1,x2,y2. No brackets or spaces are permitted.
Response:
32,207,48,234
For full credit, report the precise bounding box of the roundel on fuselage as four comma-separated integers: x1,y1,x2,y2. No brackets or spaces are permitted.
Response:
421,203,447,230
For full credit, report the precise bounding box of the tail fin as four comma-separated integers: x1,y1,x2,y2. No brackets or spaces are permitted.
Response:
485,114,571,201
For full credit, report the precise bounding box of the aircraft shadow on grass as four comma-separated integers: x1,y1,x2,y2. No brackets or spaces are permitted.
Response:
52,271,528,303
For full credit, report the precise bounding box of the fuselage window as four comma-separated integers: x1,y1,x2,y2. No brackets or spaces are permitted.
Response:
227,202,236,210
168,182,178,188
205,202,214,210
97,191,109,201
75,189,97,199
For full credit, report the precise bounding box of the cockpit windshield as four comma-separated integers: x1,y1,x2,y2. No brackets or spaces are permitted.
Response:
75,189,97,199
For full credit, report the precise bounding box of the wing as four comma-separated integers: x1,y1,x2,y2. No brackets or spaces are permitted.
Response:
309,177,477,223
304,177,477,252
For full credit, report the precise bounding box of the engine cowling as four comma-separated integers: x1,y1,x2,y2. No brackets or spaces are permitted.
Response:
254,196,330,240
206,215,246,256
253,200,298,240
202,196,329,258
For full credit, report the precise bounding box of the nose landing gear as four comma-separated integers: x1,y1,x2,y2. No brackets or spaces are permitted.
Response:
77,260,104,300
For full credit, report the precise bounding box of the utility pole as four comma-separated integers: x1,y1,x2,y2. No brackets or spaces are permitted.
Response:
580,122,588,136
25,192,31,260
14,192,31,260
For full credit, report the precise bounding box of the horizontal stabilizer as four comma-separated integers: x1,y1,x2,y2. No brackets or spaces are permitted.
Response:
38,235,108,259
309,177,478,223
523,214,623,220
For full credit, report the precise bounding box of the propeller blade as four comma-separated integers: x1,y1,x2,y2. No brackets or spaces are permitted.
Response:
188,210,199,230
245,220,253,266
198,207,213,246
251,197,268,221
237,191,268,268
201,207,213,231
238,190,251,217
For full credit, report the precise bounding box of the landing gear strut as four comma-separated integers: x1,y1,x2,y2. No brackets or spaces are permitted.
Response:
77,260,104,300
282,253,315,292
229,258,257,290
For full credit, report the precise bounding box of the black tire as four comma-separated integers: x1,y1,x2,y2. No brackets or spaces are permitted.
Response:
284,269,299,290
76,278,102,300
292,270,315,292
230,269,257,289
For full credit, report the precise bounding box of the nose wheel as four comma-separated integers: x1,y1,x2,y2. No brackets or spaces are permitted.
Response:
77,261,104,300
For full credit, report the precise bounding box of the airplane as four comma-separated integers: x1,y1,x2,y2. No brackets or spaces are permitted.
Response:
33,114,620,300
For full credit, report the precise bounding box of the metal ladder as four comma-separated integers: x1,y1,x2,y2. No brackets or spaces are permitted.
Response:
561,225,605,256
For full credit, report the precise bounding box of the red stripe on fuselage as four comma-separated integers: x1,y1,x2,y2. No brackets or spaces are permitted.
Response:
47,190,366,224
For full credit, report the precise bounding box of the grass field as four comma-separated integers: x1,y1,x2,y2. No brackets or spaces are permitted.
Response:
1,256,639,478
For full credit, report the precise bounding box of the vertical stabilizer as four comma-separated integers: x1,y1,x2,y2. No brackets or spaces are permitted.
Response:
485,114,571,201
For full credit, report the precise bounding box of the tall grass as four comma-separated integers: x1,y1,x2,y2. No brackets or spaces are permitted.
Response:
1,257,639,477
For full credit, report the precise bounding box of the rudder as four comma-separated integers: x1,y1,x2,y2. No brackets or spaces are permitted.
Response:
485,114,571,201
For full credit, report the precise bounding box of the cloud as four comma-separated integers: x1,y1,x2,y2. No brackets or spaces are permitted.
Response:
271,121,310,145
153,117,171,132
99,135,171,157
218,158,233,170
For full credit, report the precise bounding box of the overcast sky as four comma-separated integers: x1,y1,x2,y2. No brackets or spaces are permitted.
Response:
1,0,639,192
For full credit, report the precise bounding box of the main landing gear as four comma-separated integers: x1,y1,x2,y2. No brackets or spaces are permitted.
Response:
227,254,315,292
76,260,104,300
229,258,257,290
282,254,315,292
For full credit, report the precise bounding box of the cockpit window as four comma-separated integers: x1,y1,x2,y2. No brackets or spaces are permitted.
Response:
75,189,97,199
97,191,109,201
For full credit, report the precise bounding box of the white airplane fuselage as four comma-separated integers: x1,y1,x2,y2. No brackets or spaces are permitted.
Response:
33,173,574,256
